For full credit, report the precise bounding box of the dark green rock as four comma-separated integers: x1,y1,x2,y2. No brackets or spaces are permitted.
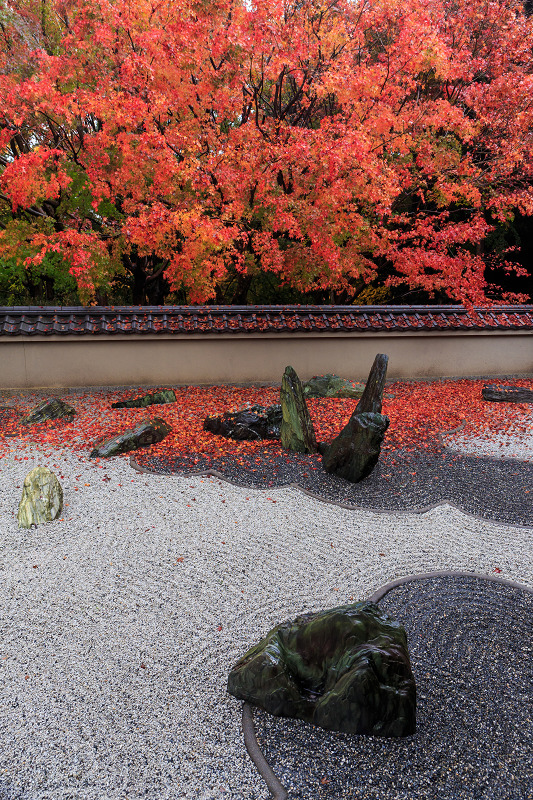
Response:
303,374,365,399
17,466,63,528
355,354,389,415
482,385,533,403
89,417,171,458
20,398,75,425
322,411,389,482
111,389,177,409
280,366,317,453
203,404,282,441
228,601,416,737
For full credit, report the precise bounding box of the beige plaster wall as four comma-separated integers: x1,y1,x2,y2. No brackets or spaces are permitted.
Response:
1,331,532,388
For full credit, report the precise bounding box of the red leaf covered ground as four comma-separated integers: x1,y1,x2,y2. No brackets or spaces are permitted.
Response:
1,379,532,469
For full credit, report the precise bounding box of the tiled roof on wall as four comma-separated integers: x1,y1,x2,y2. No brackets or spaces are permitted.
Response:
1,305,533,336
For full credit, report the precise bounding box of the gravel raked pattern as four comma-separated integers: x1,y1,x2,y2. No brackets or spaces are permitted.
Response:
443,414,533,461
254,574,533,799
0,439,532,799
142,445,533,528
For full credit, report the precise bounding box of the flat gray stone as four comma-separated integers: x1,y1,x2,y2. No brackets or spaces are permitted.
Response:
203,405,282,441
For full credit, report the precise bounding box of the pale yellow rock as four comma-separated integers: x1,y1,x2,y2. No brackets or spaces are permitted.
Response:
17,466,63,529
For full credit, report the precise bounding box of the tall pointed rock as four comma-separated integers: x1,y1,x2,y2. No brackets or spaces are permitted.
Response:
322,412,390,483
280,366,317,453
355,354,389,415
322,354,390,483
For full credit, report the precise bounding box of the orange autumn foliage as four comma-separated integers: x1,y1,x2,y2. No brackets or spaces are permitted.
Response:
1,0,533,303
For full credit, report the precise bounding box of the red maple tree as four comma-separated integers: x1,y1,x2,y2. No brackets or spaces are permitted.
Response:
1,0,532,304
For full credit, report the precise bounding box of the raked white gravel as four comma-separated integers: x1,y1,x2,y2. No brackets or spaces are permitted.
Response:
0,441,532,800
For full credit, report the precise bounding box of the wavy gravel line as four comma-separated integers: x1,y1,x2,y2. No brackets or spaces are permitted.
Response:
0,442,531,800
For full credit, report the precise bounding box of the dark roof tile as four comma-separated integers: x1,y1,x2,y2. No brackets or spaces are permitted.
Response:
1,305,532,336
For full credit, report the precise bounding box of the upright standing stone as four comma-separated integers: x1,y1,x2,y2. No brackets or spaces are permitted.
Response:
322,354,390,483
280,366,317,453
355,354,389,414
322,412,390,482
18,466,63,528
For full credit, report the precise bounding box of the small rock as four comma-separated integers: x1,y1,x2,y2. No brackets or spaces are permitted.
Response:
111,389,177,408
280,366,317,453
17,466,63,528
322,411,390,482
482,385,533,403
303,374,365,399
228,601,416,737
203,404,282,441
89,417,171,458
20,398,75,425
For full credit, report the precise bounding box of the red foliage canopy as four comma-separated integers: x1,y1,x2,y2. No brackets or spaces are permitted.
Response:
1,0,533,303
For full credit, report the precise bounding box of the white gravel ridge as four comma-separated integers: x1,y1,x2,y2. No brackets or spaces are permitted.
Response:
0,442,531,800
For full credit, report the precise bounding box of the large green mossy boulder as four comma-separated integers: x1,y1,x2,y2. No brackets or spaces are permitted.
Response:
322,411,390,483
303,374,365,399
20,398,75,426
111,389,177,409
89,417,171,458
280,366,317,453
18,466,63,528
228,601,416,737
204,404,282,441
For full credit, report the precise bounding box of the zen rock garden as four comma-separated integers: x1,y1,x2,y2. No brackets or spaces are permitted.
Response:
205,353,391,484
14,363,532,531
12,357,391,528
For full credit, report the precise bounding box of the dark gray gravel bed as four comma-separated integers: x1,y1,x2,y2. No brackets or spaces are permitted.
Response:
251,575,533,800
136,446,533,527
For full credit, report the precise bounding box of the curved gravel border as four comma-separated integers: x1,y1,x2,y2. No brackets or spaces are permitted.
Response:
0,381,531,800
241,571,533,800
132,443,533,527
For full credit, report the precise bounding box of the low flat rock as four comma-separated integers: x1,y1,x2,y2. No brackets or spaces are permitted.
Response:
303,374,365,399
89,418,171,458
17,466,63,528
228,601,416,737
280,366,317,454
482,385,533,403
20,398,75,425
322,411,390,483
203,404,282,441
111,389,177,409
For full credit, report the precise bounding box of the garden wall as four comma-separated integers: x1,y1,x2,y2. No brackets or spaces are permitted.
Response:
1,305,532,388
